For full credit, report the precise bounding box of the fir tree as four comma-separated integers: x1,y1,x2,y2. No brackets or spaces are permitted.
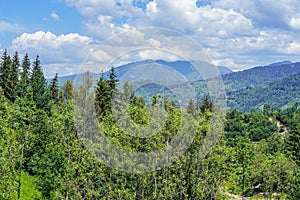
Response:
8,52,20,102
108,66,118,93
16,54,31,98
95,72,111,121
49,73,59,102
61,80,74,102
0,49,12,100
30,55,49,110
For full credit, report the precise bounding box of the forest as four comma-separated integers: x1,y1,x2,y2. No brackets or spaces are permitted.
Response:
0,51,300,199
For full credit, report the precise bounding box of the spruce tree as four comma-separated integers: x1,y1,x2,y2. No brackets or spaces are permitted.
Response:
95,72,111,121
61,80,74,102
108,66,118,93
0,49,12,100
49,73,59,102
30,56,49,110
16,54,31,98
200,95,212,113
8,52,20,102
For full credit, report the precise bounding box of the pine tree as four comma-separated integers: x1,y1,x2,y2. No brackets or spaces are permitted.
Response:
61,80,74,102
16,54,31,98
95,72,111,121
200,95,212,113
0,49,12,100
30,56,49,110
49,73,59,102
8,52,20,102
108,67,118,93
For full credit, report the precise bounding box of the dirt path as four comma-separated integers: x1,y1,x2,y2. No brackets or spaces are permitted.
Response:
269,117,287,135
223,192,249,200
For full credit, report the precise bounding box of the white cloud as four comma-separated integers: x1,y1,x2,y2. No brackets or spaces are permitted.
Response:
289,17,300,30
64,1,255,45
212,0,300,30
43,63,81,78
0,20,23,33
50,11,60,21
9,31,93,75
146,1,158,14
31,0,300,71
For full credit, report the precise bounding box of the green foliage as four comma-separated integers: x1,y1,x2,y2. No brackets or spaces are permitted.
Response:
30,56,50,111
95,68,119,121
0,52,300,199
49,73,59,102
16,172,42,200
95,72,112,121
61,80,74,102
228,74,300,111
223,62,300,92
0,49,14,102
16,53,31,98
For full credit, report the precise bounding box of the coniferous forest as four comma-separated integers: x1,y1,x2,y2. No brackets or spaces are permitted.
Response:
1,51,300,199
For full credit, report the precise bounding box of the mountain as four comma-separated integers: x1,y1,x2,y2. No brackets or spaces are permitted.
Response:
104,59,232,82
217,66,233,75
53,60,232,84
52,60,300,111
227,73,300,112
268,60,292,67
222,61,300,92
191,61,300,110
53,73,99,87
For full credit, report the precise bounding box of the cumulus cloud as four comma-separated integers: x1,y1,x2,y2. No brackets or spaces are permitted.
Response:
11,31,92,61
24,0,300,71
9,31,93,76
50,11,60,21
212,0,300,30
61,0,262,70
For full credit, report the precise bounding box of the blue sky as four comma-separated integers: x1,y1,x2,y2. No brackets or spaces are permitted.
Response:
1,0,300,77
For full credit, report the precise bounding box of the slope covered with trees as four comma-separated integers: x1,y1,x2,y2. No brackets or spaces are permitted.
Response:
223,62,300,92
0,51,300,199
228,73,300,111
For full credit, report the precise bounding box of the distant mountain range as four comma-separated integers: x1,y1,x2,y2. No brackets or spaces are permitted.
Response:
104,59,232,82
54,59,232,84
53,60,300,111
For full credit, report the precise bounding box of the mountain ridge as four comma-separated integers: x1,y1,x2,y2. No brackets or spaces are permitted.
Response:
53,59,233,84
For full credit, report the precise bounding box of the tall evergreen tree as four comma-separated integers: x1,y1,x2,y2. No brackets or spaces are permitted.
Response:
61,80,74,102
8,52,20,102
95,66,119,120
0,49,12,100
30,56,49,110
49,73,59,102
200,95,212,113
16,54,31,98
95,72,111,121
108,66,118,93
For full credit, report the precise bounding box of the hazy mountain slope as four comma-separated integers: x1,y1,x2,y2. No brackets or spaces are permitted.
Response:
105,59,232,82
54,59,232,84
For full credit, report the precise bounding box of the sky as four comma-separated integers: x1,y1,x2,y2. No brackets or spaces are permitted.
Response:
1,0,300,77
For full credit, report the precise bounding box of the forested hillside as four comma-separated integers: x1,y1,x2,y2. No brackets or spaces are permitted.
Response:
222,62,300,92
1,51,300,199
228,73,300,111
